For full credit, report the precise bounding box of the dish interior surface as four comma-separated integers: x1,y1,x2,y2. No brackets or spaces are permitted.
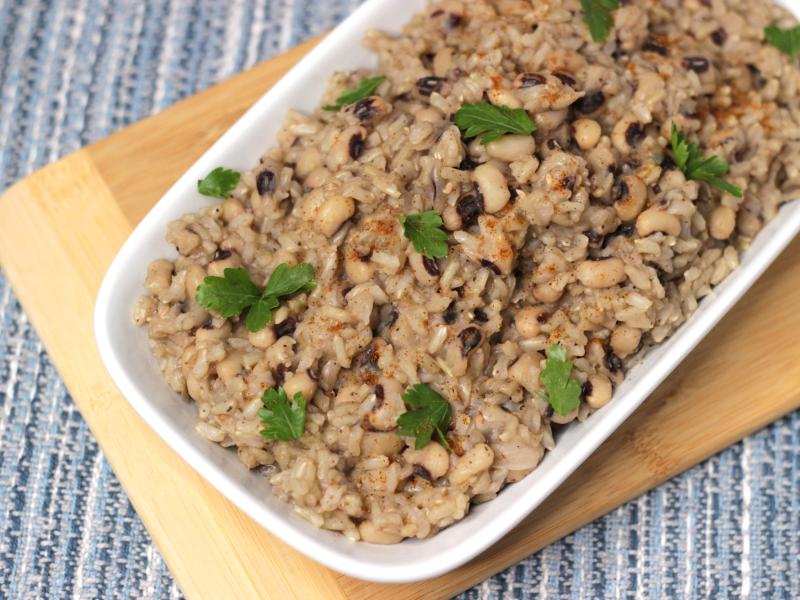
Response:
95,0,800,583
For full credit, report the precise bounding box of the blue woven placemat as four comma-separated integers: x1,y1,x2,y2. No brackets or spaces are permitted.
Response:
0,1,798,598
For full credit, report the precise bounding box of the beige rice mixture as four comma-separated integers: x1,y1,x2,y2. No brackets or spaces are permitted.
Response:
134,0,800,543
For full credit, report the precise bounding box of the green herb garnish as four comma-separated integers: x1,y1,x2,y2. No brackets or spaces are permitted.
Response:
399,211,449,258
581,0,620,43
538,344,582,416
197,167,240,198
764,25,800,58
454,102,536,144
322,75,386,111
195,263,315,332
670,123,742,197
396,384,453,450
259,387,306,441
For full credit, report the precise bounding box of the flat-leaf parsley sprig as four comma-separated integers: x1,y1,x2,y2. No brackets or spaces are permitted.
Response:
396,384,453,450
670,123,742,197
581,0,620,43
538,344,582,416
454,102,536,144
399,211,449,258
259,387,306,441
764,25,800,58
195,263,316,332
197,167,240,198
323,75,386,111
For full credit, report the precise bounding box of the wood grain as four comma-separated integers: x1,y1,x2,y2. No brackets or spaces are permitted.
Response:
0,35,798,600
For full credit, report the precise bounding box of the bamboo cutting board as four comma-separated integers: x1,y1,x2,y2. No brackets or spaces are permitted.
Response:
0,36,799,600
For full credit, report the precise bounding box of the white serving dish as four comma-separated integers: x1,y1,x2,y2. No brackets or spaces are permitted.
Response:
94,0,800,584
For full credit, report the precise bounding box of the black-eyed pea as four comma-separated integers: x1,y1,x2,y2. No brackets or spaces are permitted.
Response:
417,442,450,479
304,166,330,189
508,352,543,394
449,443,494,484
709,206,736,240
315,195,355,237
514,306,546,338
610,325,641,358
195,321,231,343
215,352,243,384
295,147,323,178
586,374,612,409
472,163,510,213
145,259,174,295
442,205,462,231
415,107,442,124
572,118,602,150
575,257,626,289
534,109,567,131
184,263,207,300
487,87,522,108
485,134,535,162
636,207,682,236
550,406,578,424
358,520,403,544
361,432,405,457
221,198,245,223
613,175,647,221
611,115,644,154
344,252,375,284
283,371,317,401
327,125,367,170
207,253,242,277
737,207,762,237
409,252,439,286
533,279,564,303
248,326,277,349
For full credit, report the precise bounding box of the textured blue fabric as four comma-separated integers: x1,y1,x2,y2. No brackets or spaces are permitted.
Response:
0,1,798,598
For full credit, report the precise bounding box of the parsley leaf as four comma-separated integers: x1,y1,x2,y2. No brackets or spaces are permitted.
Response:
264,262,317,297
322,75,386,111
397,384,453,450
454,102,536,144
195,263,316,332
670,123,742,197
581,0,620,43
538,344,582,416
399,211,449,258
195,268,261,318
197,167,240,198
245,295,279,332
259,387,306,441
764,25,800,58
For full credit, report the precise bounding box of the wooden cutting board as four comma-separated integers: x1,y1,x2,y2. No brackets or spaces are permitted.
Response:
0,36,799,600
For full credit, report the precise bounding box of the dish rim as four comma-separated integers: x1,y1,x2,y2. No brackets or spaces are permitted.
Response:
94,0,800,583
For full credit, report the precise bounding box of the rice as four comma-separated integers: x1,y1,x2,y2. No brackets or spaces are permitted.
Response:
134,0,800,543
